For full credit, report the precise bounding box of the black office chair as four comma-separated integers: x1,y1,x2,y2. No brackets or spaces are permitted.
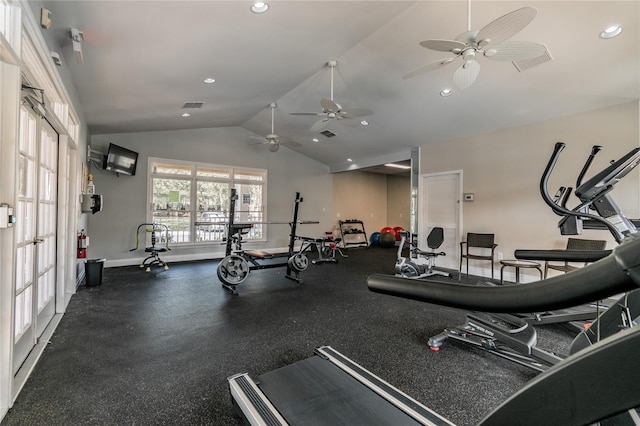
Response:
459,232,497,280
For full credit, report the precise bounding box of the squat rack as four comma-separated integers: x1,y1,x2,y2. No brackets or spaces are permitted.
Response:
216,189,318,294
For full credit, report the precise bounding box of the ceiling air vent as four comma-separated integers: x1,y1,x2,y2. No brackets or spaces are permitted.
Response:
182,102,204,109
319,129,336,138
512,45,554,72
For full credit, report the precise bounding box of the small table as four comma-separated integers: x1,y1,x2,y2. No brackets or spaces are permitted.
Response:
500,259,543,284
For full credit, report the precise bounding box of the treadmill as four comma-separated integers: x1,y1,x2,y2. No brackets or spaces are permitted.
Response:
229,233,640,426
229,345,453,426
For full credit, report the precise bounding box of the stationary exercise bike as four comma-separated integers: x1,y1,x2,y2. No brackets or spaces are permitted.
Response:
395,229,450,279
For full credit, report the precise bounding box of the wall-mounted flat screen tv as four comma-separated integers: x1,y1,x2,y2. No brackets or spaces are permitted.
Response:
102,143,138,176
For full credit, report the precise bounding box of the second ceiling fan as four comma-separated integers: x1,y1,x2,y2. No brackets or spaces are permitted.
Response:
291,60,373,133
403,1,547,89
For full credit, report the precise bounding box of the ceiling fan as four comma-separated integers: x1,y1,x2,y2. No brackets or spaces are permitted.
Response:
403,1,546,89
250,103,301,153
290,60,373,133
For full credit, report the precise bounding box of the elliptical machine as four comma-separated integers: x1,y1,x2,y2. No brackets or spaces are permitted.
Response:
425,142,640,372
395,229,450,279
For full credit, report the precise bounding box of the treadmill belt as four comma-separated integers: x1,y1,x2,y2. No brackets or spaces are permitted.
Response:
257,355,427,425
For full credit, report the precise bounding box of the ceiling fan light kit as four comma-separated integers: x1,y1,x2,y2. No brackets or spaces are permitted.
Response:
404,1,547,89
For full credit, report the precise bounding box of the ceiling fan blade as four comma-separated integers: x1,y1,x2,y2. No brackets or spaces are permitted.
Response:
402,57,457,79
341,107,373,118
453,60,480,89
310,118,330,133
484,41,546,61
476,7,537,48
338,117,360,127
320,98,340,113
290,112,323,116
420,39,466,53
249,135,264,140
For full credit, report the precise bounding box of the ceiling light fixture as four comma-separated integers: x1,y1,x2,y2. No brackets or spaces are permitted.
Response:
384,163,411,170
360,120,369,126
440,88,453,97
181,113,191,117
600,25,623,39
251,1,269,14
347,158,353,163
312,138,319,143
203,77,216,84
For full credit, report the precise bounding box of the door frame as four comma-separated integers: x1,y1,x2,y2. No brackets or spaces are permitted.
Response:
418,170,463,268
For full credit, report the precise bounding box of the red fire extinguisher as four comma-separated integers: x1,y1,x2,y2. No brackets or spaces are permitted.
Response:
77,229,87,258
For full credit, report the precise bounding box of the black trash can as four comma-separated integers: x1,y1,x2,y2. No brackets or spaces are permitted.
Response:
85,258,106,287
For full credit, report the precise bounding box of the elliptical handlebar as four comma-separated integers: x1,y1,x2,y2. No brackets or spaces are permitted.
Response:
368,234,640,313
540,142,624,242
575,144,603,189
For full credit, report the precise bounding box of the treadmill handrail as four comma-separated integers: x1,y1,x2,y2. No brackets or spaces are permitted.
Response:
367,234,640,313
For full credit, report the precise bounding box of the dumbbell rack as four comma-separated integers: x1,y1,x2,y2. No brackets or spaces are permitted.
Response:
339,219,369,248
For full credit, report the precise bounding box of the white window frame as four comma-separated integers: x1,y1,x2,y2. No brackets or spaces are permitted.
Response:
147,157,267,246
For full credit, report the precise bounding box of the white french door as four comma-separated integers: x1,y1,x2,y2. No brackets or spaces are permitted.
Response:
13,105,58,374
419,171,462,270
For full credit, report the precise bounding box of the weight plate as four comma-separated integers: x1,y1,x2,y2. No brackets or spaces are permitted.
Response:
217,255,250,285
288,253,309,272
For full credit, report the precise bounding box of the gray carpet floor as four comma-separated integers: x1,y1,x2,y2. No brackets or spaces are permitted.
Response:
2,246,575,426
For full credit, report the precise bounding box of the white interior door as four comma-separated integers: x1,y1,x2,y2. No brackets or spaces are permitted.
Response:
13,106,58,374
419,171,461,270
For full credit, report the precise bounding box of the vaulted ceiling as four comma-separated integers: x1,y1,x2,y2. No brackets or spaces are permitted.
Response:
40,1,639,172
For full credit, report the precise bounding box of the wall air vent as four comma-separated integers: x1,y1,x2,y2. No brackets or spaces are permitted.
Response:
320,130,336,138
182,102,204,109
512,45,554,72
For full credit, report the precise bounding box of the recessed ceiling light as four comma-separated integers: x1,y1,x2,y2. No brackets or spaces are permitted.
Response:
251,1,269,13
181,113,191,117
440,88,453,97
600,25,622,39
360,120,369,126
347,158,353,162
203,77,215,84
312,138,319,143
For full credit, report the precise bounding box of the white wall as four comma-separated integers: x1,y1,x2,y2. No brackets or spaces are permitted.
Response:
89,127,332,265
420,101,639,279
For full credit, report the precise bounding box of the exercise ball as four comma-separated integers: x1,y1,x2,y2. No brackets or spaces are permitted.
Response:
379,232,396,248
393,227,405,241
380,226,394,234
370,232,381,246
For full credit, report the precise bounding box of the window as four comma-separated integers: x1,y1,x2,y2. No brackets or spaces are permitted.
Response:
149,158,266,245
